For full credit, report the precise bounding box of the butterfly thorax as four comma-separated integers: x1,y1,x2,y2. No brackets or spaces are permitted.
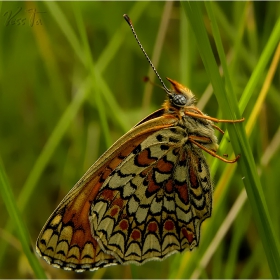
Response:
163,78,219,153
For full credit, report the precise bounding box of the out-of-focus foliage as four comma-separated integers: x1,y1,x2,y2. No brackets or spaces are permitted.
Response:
0,1,279,278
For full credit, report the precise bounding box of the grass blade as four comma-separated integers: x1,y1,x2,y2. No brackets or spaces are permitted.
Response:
0,158,47,278
182,1,280,277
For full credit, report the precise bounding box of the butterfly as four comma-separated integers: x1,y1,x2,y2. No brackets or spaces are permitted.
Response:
36,14,244,272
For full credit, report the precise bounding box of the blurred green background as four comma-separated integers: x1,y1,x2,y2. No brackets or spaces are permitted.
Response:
0,1,279,279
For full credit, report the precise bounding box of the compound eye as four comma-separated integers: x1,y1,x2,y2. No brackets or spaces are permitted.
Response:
171,94,188,107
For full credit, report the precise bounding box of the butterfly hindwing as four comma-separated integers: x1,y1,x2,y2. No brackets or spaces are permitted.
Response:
89,125,213,265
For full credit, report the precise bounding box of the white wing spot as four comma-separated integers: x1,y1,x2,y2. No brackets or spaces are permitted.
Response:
135,206,149,224
150,199,162,214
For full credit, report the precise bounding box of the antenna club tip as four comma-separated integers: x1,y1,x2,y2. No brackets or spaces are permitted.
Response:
123,14,132,25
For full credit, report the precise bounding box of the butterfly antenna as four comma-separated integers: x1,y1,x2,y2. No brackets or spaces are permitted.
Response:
123,14,172,95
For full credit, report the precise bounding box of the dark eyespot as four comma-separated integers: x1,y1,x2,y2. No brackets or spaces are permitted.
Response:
171,94,187,107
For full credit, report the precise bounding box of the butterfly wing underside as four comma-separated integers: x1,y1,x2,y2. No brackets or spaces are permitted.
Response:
36,175,118,272
90,125,213,265
36,114,179,272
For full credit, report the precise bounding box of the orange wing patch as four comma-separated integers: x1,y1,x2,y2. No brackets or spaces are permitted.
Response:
36,175,118,272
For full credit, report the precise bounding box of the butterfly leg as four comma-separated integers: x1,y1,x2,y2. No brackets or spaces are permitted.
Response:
189,135,240,163
184,109,245,124
212,124,225,135
185,107,243,132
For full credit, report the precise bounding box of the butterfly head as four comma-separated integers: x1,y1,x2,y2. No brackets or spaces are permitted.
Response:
166,77,195,108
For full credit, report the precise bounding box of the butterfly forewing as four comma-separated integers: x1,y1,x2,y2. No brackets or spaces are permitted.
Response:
89,125,212,265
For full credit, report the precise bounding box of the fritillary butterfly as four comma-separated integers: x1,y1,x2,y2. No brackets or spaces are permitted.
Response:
36,14,244,272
